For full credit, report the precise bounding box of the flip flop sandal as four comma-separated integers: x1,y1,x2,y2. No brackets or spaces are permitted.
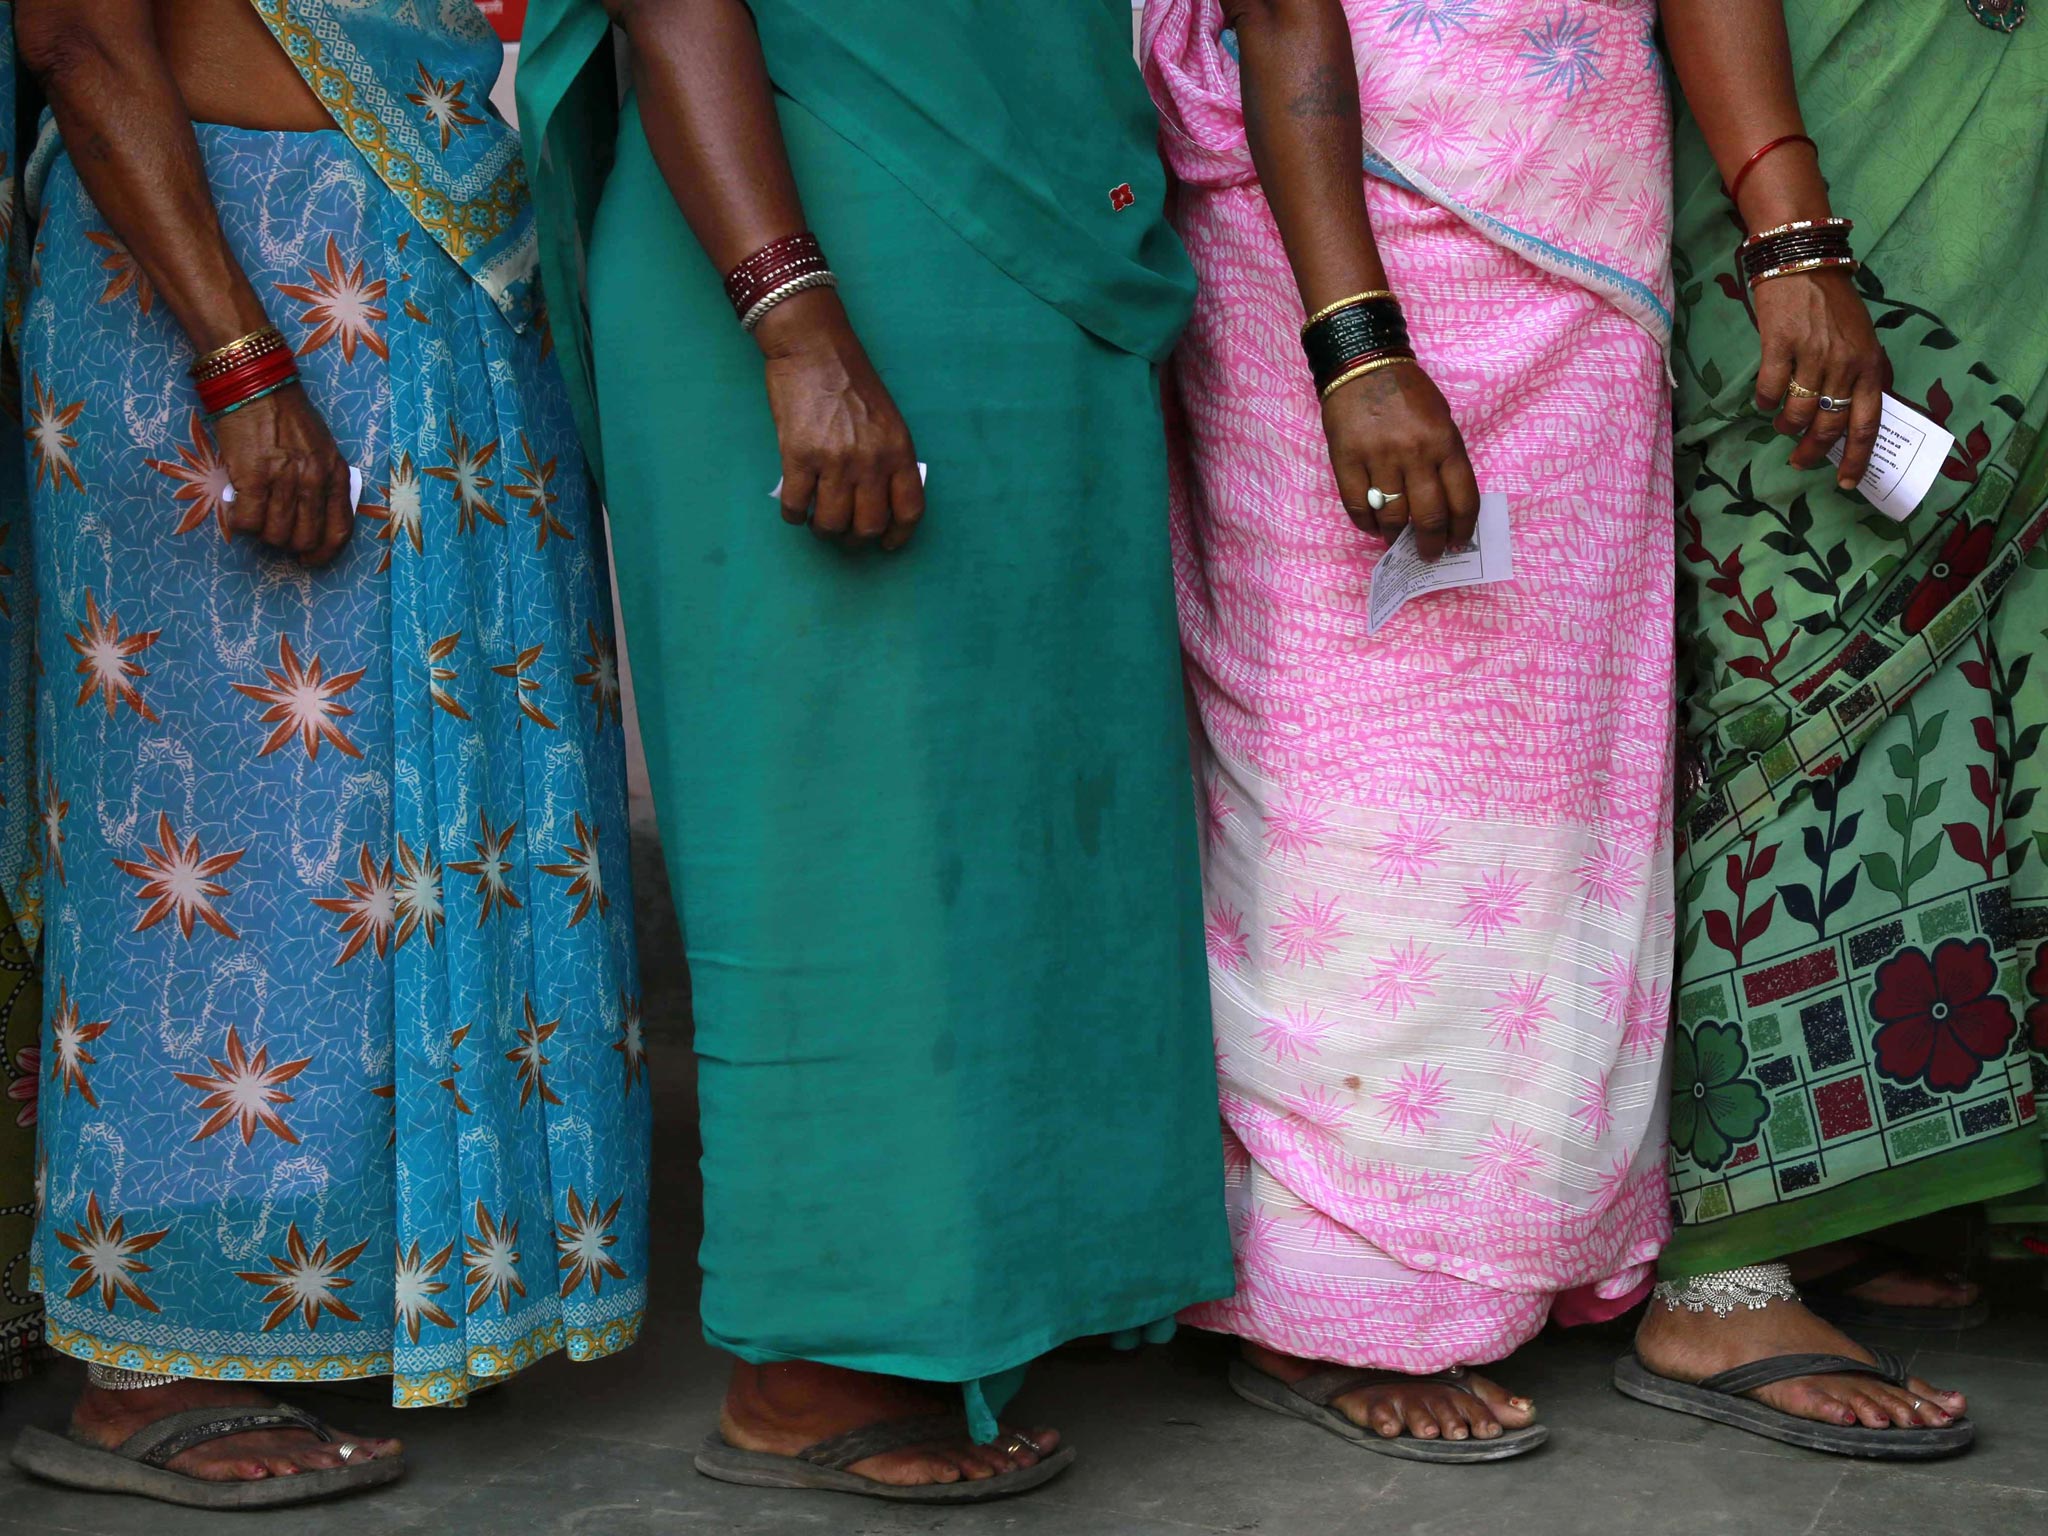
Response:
1226,1359,1548,1463
1612,1348,1975,1459
693,1412,1075,1503
1801,1252,1991,1332
11,1402,405,1509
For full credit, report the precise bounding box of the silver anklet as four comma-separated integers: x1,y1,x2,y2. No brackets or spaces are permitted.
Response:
1652,1262,1798,1317
87,1363,182,1391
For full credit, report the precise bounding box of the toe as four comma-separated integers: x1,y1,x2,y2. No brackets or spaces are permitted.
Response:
1402,1402,1442,1440
1453,1394,1501,1440
1466,1374,1534,1429
1909,1376,1965,1416
1370,1402,1405,1439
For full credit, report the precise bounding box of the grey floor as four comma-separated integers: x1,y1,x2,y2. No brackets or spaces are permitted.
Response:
2,801,2045,1535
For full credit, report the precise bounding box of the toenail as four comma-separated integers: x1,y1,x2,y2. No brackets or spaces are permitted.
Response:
1510,1397,1532,1411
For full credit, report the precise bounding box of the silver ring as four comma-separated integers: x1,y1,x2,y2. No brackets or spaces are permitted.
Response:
1365,486,1403,512
1910,1399,1923,1411
1005,1431,1043,1458
1817,395,1851,412
336,1442,358,1463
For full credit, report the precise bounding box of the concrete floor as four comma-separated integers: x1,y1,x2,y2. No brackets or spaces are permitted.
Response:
2,804,2045,1535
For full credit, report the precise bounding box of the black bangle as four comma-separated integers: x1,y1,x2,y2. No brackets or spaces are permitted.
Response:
1303,297,1410,392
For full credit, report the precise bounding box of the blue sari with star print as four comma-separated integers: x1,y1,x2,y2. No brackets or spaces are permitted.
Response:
19,9,647,1406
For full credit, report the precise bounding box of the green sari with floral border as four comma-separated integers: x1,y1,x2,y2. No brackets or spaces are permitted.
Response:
1664,0,2047,1279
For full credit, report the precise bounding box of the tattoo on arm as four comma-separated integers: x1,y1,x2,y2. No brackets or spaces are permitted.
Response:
1286,64,1357,120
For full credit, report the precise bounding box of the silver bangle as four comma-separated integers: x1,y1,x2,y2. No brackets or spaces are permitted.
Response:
88,1363,183,1391
1652,1262,1798,1317
740,270,838,333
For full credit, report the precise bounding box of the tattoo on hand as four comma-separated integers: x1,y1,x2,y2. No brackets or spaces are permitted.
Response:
1286,64,1357,120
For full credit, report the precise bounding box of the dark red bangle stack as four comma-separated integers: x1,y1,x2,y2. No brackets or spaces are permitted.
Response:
723,233,831,325
1740,217,1856,289
193,325,300,422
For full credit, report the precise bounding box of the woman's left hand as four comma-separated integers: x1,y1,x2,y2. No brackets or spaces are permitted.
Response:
1750,266,1888,492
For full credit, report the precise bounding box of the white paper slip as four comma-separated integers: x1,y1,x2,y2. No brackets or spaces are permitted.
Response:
1827,394,1953,522
1367,492,1513,637
222,465,365,512
770,462,928,501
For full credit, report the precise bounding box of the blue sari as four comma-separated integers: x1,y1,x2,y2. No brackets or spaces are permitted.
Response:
17,2,647,1406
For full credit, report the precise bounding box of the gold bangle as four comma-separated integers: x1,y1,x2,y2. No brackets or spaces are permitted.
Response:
1319,352,1415,401
1741,216,1851,248
192,325,287,377
1748,256,1858,287
1301,290,1398,333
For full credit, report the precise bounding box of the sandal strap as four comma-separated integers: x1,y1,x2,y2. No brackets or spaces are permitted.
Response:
1697,1349,1909,1399
1291,1367,1474,1408
799,1413,969,1472
115,1403,332,1469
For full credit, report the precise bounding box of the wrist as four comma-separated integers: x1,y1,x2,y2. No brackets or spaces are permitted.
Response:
1735,160,1833,235
752,286,851,361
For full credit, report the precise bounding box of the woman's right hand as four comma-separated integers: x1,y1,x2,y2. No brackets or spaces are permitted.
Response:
757,291,925,552
212,385,356,567
1321,360,1481,562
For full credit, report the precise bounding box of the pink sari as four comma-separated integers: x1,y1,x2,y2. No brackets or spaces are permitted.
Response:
1145,0,1675,1370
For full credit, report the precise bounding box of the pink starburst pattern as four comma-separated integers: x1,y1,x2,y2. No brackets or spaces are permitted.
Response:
1377,1062,1451,1137
145,411,233,538
1592,1151,1637,1207
1572,1074,1615,1139
1263,791,1330,860
1618,185,1666,252
1487,974,1554,1050
1553,150,1620,226
1253,1004,1336,1065
275,235,389,363
1220,1127,1251,1177
1455,867,1530,942
1201,775,1236,854
1574,842,1641,911
1591,951,1636,1027
1282,1084,1352,1135
1232,1203,1284,1260
112,813,244,939
1478,121,1558,194
1392,90,1477,171
1205,903,1250,972
1468,1123,1543,1189
1370,817,1448,886
1364,939,1442,1016
67,590,160,721
1621,975,1670,1059
232,636,365,760
1270,892,1346,968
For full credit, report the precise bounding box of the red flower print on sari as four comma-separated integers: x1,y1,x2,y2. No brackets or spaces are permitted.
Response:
112,812,244,939
1869,937,2017,1094
2026,941,2048,1054
275,236,389,363
1901,520,1995,636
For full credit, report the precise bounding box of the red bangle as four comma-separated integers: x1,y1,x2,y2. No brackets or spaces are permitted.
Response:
1725,133,1818,209
724,233,830,323
196,350,300,416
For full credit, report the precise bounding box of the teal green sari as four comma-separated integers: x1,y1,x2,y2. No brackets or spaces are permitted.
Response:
517,1,1234,1437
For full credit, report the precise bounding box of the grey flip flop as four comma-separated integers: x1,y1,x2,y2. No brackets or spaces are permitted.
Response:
1612,1348,1975,1458
12,1402,405,1508
1227,1358,1548,1462
693,1413,1075,1503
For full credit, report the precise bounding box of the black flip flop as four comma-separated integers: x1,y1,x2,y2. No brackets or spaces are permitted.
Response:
1801,1252,1991,1332
693,1413,1075,1503
1227,1359,1548,1462
1613,1348,1974,1459
12,1402,405,1508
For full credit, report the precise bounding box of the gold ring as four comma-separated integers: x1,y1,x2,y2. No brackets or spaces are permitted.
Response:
1785,380,1819,399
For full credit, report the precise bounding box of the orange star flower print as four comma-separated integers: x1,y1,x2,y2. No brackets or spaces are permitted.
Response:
24,115,647,1406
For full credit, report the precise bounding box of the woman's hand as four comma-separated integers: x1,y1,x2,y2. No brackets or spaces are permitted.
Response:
757,291,924,552
212,385,355,566
1751,267,1887,491
1322,361,1480,561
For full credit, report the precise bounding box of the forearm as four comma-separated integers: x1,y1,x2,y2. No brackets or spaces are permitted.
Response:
608,0,827,342
1660,0,1830,229
1226,0,1383,312
17,2,273,351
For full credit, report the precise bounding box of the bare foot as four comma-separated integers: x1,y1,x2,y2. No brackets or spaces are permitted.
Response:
71,1379,401,1483
719,1361,1061,1488
1241,1342,1535,1442
1635,1292,1965,1430
1790,1240,1980,1312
